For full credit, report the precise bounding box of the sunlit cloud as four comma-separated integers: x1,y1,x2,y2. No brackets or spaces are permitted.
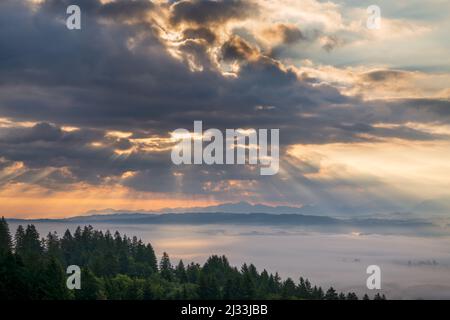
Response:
288,139,450,201
0,0,449,217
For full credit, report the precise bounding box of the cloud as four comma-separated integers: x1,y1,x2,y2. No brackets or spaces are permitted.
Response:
362,70,409,82
0,0,449,215
221,36,259,61
261,24,306,45
98,0,155,21
182,27,217,44
169,0,258,26
321,35,346,52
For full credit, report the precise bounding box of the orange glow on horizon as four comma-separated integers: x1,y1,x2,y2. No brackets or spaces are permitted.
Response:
0,183,219,219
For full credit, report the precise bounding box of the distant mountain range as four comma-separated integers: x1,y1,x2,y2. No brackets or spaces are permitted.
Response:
81,198,450,219
84,200,450,217
7,211,433,230
5,201,448,233
84,201,320,215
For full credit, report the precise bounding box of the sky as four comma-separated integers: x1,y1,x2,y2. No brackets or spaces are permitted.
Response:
0,0,449,218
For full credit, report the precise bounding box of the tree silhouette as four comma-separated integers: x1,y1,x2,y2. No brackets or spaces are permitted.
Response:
0,217,12,255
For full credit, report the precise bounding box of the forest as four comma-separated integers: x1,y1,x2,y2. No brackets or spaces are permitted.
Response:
0,217,385,300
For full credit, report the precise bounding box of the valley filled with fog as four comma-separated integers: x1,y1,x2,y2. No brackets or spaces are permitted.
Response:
9,222,450,300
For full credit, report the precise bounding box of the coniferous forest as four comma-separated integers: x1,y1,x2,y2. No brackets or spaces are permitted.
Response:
0,217,385,300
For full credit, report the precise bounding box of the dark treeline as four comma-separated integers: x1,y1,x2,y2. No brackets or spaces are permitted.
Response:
0,217,385,300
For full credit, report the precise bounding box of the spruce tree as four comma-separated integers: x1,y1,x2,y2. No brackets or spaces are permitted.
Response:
240,271,256,299
145,243,158,272
14,225,25,254
0,217,12,255
281,278,296,299
159,252,173,281
74,268,104,300
374,293,386,300
175,260,187,283
325,287,338,300
42,257,69,300
346,292,358,300
198,272,221,299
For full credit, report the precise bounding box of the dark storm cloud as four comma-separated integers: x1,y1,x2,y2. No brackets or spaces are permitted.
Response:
2,1,446,135
182,27,217,43
41,0,102,13
362,70,409,82
0,122,176,188
170,0,258,26
0,0,449,201
98,0,155,21
0,122,63,144
279,25,305,44
221,36,258,61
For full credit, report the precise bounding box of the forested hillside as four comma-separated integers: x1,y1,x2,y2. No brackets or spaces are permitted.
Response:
0,217,385,300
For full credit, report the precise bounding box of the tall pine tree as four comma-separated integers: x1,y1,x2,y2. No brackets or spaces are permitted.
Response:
0,217,12,255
